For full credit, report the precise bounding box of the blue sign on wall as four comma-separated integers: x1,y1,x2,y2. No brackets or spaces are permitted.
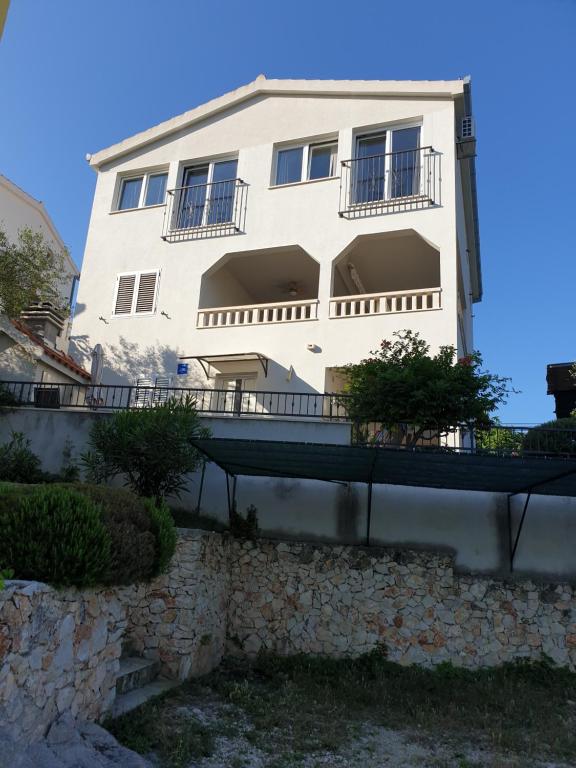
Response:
177,363,189,375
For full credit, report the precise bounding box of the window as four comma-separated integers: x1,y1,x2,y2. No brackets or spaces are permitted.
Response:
178,158,238,229
113,270,159,316
353,126,421,203
273,141,337,186
116,171,168,211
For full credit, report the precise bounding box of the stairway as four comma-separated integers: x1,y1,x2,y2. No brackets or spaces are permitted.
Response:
112,656,180,717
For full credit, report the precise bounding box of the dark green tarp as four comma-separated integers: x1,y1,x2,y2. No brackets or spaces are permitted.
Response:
192,438,576,497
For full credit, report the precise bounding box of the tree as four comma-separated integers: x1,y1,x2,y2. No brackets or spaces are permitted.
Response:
0,226,68,318
82,396,210,503
341,330,511,446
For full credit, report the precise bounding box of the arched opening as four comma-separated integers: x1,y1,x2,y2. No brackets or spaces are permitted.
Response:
330,230,441,318
198,245,320,328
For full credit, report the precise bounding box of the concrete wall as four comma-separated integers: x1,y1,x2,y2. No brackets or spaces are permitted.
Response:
2,408,576,579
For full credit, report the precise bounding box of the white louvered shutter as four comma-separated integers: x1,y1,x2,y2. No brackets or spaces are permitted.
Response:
135,272,158,313
114,274,136,314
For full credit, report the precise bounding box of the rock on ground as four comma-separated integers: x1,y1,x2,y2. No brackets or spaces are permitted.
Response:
0,715,152,768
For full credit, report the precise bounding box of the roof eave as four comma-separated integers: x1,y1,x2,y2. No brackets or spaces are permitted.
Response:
87,77,466,169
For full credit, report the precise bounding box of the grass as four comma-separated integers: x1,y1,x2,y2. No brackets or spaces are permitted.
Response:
108,652,576,767
105,688,216,768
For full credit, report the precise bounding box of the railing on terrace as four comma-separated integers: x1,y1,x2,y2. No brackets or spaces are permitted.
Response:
1,381,575,458
197,298,319,328
162,178,248,242
330,288,441,318
353,422,576,458
339,146,440,218
0,381,349,420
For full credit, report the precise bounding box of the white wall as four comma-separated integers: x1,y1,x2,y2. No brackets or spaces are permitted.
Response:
0,176,78,349
2,407,576,580
72,88,464,391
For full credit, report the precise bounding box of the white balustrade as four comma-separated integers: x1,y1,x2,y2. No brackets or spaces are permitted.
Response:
329,288,441,318
197,298,319,329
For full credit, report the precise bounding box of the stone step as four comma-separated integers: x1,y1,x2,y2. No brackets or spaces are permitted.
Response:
115,656,160,696
112,678,181,718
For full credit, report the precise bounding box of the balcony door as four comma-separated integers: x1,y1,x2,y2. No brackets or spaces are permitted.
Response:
353,127,420,204
179,158,238,229
214,375,256,416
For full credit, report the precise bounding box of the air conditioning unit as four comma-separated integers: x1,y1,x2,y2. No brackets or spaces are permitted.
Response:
460,116,475,139
34,386,60,409
457,116,477,159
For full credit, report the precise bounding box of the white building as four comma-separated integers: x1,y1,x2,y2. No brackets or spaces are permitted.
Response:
72,76,481,407
0,174,89,386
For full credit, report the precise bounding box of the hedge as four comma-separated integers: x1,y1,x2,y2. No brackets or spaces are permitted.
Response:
0,483,177,588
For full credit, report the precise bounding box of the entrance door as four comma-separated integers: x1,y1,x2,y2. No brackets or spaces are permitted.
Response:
215,376,256,415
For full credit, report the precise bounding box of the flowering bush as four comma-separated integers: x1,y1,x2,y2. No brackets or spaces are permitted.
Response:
341,330,512,445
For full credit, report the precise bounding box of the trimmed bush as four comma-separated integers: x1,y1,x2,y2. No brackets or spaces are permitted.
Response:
0,485,110,587
0,483,178,588
523,417,576,456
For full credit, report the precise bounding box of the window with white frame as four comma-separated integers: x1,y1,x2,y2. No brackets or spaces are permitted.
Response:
177,157,238,229
353,125,421,203
273,140,337,186
116,170,168,211
113,270,160,316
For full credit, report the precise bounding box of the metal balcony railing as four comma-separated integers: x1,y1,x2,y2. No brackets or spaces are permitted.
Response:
162,178,248,242
339,146,440,218
0,381,350,420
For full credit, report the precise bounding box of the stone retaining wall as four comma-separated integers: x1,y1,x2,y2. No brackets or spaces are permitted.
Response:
228,539,576,668
4,530,576,746
120,530,228,680
0,582,125,743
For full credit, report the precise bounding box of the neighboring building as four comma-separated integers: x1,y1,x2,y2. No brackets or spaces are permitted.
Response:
547,363,576,418
0,174,89,385
72,76,481,400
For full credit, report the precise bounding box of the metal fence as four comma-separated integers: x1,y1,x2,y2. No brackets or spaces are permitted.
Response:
2,381,575,457
352,422,576,458
339,146,440,218
0,381,351,420
161,178,248,242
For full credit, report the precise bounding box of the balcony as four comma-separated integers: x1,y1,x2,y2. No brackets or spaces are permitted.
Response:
161,178,248,242
331,230,441,320
330,287,441,318
198,298,318,328
198,245,320,329
338,146,440,219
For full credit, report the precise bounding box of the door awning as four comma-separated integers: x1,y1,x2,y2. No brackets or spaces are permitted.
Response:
179,353,269,379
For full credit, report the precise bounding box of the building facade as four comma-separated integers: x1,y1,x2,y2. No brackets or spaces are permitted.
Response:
72,76,481,402
0,174,88,385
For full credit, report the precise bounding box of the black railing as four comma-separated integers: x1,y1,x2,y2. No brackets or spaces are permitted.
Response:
339,146,440,218
2,381,576,458
353,422,576,458
162,178,248,242
0,381,350,420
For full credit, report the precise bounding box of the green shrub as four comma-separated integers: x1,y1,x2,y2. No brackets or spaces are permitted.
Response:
148,499,178,576
0,485,110,587
67,484,159,585
0,483,178,587
82,396,210,502
523,417,576,456
0,432,45,483
230,503,259,539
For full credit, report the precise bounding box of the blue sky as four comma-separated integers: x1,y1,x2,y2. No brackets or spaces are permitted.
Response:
1,0,574,423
